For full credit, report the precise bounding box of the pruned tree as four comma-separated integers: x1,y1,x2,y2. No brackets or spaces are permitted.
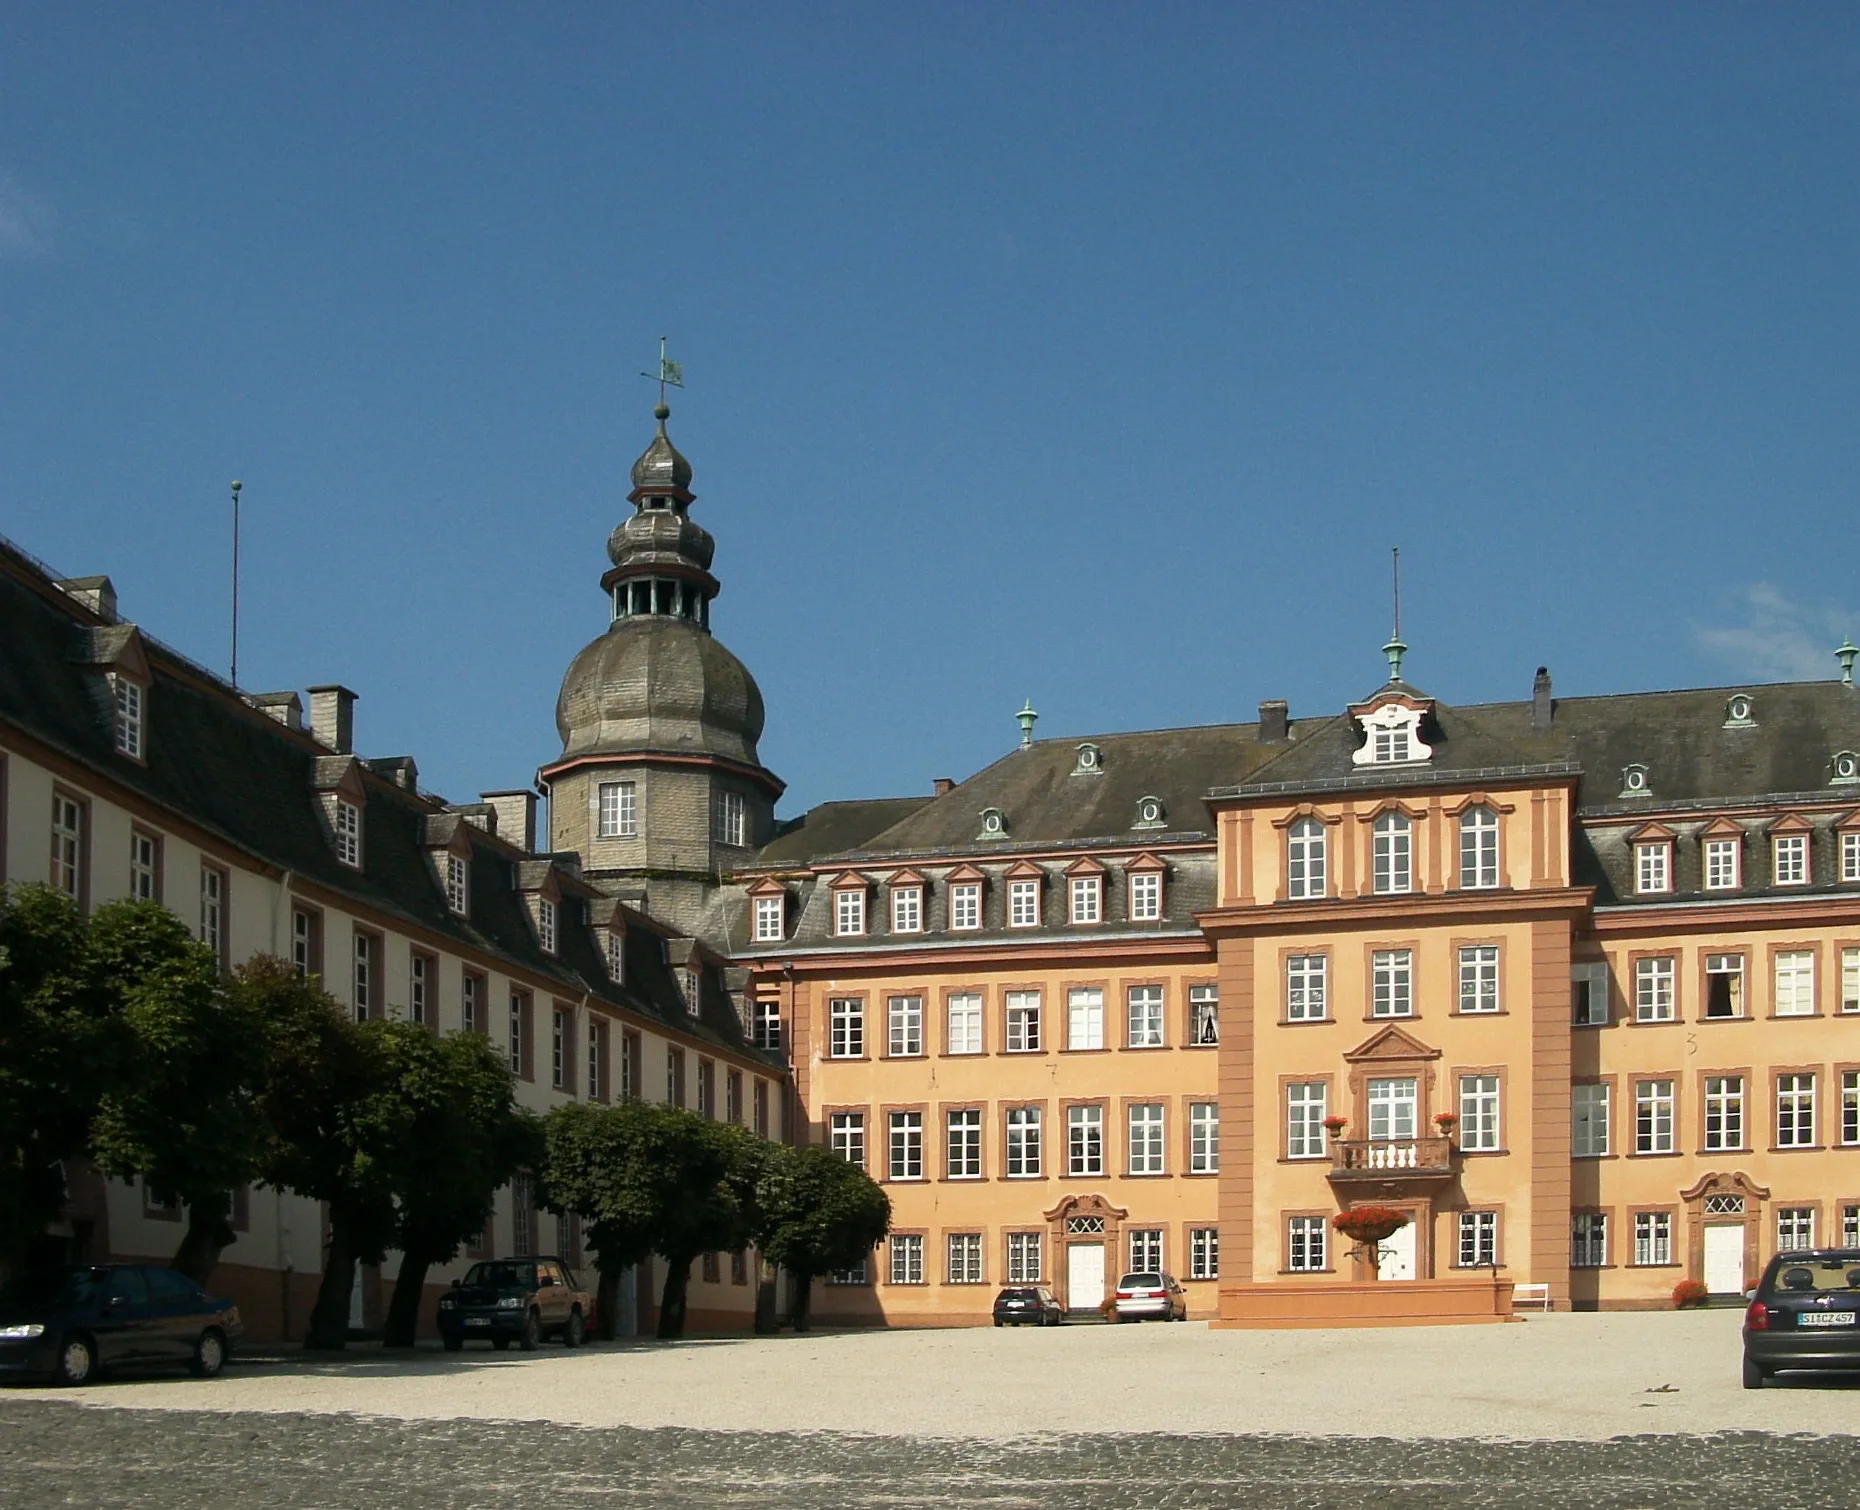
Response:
755,1143,891,1331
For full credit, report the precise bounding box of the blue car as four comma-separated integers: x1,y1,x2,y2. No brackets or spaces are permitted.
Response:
0,1265,244,1386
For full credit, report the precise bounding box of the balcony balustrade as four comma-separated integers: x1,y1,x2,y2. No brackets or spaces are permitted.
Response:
1327,1135,1454,1182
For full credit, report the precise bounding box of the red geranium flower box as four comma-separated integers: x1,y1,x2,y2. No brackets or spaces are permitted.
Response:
1332,1205,1409,1246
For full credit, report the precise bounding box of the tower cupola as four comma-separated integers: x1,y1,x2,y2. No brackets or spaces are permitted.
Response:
602,403,719,626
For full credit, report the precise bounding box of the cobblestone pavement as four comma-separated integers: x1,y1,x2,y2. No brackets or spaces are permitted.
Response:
4,1399,1860,1509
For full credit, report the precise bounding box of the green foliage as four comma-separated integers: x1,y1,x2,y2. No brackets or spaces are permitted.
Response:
755,1143,891,1284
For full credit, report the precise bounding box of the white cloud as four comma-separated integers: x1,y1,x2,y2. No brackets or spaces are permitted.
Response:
0,169,55,258
1695,581,1853,682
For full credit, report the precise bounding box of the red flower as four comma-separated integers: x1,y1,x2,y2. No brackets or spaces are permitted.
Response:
1332,1205,1409,1245
1671,1279,1709,1309
1322,1115,1349,1132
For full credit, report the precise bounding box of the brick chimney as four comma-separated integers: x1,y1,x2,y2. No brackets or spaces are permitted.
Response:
1258,700,1289,743
1532,667,1554,731
481,789,539,853
932,777,955,797
307,685,358,754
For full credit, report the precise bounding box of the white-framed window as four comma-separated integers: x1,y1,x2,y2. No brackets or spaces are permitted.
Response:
1774,950,1816,1016
1634,956,1675,1021
444,853,469,915
1005,991,1041,1052
1127,1104,1165,1174
1844,830,1860,883
1128,1228,1164,1272
1005,1106,1041,1176
1126,984,1165,1047
198,865,224,961
950,881,982,930
946,992,982,1054
1371,949,1413,1018
1777,1074,1817,1148
1287,816,1327,899
1069,874,1102,924
1459,806,1499,889
890,885,922,934
1571,1212,1608,1268
887,995,924,1057
334,800,362,868
353,931,375,1021
1366,1077,1418,1141
834,887,866,936
1458,1074,1500,1152
537,897,557,954
1008,878,1040,927
409,952,430,1028
1066,987,1103,1050
1371,811,1412,894
829,1111,865,1168
1572,962,1610,1026
1067,1104,1104,1175
1843,1070,1860,1147
753,996,781,1050
888,1111,924,1180
1635,841,1670,895
1286,1082,1328,1159
826,1257,870,1287
1778,1207,1816,1251
597,780,637,838
129,829,159,902
1286,954,1328,1022
1129,870,1162,921
1189,984,1219,1045
889,1234,924,1285
1634,1079,1675,1154
1372,720,1413,764
461,970,479,1034
606,928,626,982
828,998,864,1058
1006,1231,1042,1282
1843,947,1860,1013
291,907,319,980
1572,1082,1609,1157
1189,1102,1219,1173
946,1109,982,1178
712,790,746,847
1457,1211,1498,1268
588,1020,606,1102
1704,836,1741,891
1287,1216,1327,1272
1457,945,1499,1014
1847,1205,1860,1248
753,894,783,942
112,676,144,758
1773,832,1809,886
1705,953,1744,1018
509,993,530,1077
1189,1227,1219,1280
1634,1211,1673,1266
551,1007,569,1091
947,1232,984,1284
1704,1075,1745,1151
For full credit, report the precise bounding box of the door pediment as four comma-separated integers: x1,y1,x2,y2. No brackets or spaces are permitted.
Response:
1344,1024,1441,1064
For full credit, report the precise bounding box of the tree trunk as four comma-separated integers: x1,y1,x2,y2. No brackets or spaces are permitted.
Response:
594,1263,624,1342
382,1250,430,1347
306,1212,356,1350
656,1254,692,1340
753,1277,779,1335
169,1193,236,1288
788,1271,813,1332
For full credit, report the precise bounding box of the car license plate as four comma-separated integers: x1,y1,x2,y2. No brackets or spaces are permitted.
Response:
1800,1312,1856,1328
466,1318,491,1327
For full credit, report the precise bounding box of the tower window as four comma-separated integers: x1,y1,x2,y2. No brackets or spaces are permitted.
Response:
598,781,638,838
712,790,746,847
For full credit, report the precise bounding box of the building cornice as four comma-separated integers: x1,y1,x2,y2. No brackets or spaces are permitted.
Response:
1197,886,1594,937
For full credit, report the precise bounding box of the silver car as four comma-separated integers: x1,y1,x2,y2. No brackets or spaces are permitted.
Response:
1112,1271,1188,1322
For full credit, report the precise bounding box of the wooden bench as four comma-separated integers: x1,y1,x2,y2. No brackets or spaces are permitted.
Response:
1512,1283,1553,1313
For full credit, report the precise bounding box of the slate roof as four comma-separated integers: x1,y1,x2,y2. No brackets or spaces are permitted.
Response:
755,797,934,867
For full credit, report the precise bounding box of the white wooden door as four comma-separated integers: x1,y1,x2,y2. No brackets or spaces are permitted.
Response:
1377,1221,1417,1282
1703,1224,1745,1294
1067,1243,1106,1310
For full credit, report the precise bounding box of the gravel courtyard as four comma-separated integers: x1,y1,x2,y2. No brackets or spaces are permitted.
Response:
4,1311,1857,1507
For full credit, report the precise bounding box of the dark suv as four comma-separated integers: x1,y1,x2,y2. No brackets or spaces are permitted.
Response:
437,1257,593,1352
1743,1248,1860,1387
0,1265,243,1386
992,1286,1064,1326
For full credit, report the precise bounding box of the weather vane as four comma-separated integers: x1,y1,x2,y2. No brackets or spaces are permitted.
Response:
640,336,684,411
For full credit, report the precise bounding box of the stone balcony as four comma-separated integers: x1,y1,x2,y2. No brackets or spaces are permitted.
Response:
1327,1136,1455,1184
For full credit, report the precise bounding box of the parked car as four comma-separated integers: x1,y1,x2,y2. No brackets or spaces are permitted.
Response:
1112,1271,1188,1322
437,1257,593,1352
1743,1248,1860,1388
992,1286,1064,1326
0,1264,243,1386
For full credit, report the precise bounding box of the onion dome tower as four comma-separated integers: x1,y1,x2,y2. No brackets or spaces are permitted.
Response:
540,393,783,931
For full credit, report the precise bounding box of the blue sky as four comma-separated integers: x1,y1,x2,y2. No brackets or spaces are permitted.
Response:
3,5,1857,819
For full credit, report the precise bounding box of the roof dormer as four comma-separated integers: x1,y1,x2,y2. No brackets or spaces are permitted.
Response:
310,755,368,869
1349,689,1434,768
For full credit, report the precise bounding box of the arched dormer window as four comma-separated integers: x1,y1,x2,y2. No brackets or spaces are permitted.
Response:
1831,751,1860,786
978,807,1007,840
1371,811,1412,895
1073,742,1103,775
1458,806,1499,890
1287,817,1327,900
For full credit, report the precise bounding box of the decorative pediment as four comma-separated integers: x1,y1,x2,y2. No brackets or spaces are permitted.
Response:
1444,793,1516,817
1764,812,1813,835
944,863,987,883
1005,859,1045,881
1680,1169,1770,1204
1124,851,1167,874
1699,816,1745,839
1836,809,1860,833
827,870,869,892
887,868,928,888
1063,856,1106,877
1349,695,1434,768
1272,803,1343,830
1355,797,1426,823
1625,820,1676,844
1343,1024,1441,1065
1043,1191,1129,1224
746,875,788,897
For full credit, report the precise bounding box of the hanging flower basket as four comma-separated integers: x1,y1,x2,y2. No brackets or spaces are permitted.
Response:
1433,1112,1458,1131
1322,1115,1349,1135
1332,1205,1409,1247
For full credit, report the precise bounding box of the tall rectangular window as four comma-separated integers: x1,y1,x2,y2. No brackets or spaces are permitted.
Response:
1286,818,1326,899
1069,875,1102,924
666,1047,685,1107
1705,953,1745,1019
887,995,924,1056
1570,1212,1607,1268
1128,870,1162,921
1572,1082,1609,1156
829,998,865,1058
1845,830,1860,883
1008,879,1040,927
292,908,321,981
1634,957,1675,1022
1128,1228,1163,1272
1366,1077,1418,1141
129,830,160,902
1572,962,1610,1026
1634,1080,1674,1154
1457,1211,1498,1268
1005,1107,1041,1176
1634,1211,1672,1266
461,970,480,1034
1066,987,1104,1050
1704,1075,1744,1151
1457,946,1499,1014
753,894,784,941
1007,1232,1042,1283
1778,1207,1816,1250
1458,806,1499,889
1371,812,1412,894
834,889,865,936
890,886,922,934
1005,991,1041,1052
1287,1216,1327,1272
1773,833,1809,885
621,1030,640,1101
1189,1102,1220,1173
1067,1105,1104,1175
830,1112,865,1168
1371,949,1413,1018
198,865,225,965
725,1067,741,1123
1843,948,1860,1013
409,952,431,1028
1189,1227,1219,1280
511,1174,534,1259
1847,1205,1860,1248
889,1234,924,1285
507,990,528,1077
50,793,84,900
697,1058,714,1118
1286,955,1327,1021
1458,1074,1500,1152
1127,1104,1165,1174
950,882,981,930
1843,1071,1859,1147
1704,837,1741,891
444,854,469,916
711,790,746,846
112,677,144,758
753,997,782,1051
353,931,375,1021
1189,985,1219,1045
334,801,361,868
946,992,982,1054
606,929,625,982
1774,951,1816,1016
1777,1074,1817,1148
597,781,637,838
551,1007,569,1092
888,1111,923,1180
589,1019,608,1102
947,1233,984,1284
1287,1082,1328,1159
946,1109,981,1178
1636,843,1669,894
1126,984,1164,1047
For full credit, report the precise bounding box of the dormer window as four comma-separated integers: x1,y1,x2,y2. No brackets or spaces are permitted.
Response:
537,897,557,954
682,969,702,1017
1833,751,1860,786
1069,873,1102,925
949,878,983,930
754,893,785,942
1773,831,1809,886
1619,764,1651,798
1133,796,1166,830
605,927,626,981
891,884,922,934
1704,835,1741,891
1635,839,1671,894
1128,869,1162,921
334,801,362,868
111,675,144,759
1352,701,1432,767
1377,726,1410,762
1008,876,1041,928
1724,694,1756,729
834,884,866,937
979,808,1007,839
444,853,470,916
1074,742,1103,775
